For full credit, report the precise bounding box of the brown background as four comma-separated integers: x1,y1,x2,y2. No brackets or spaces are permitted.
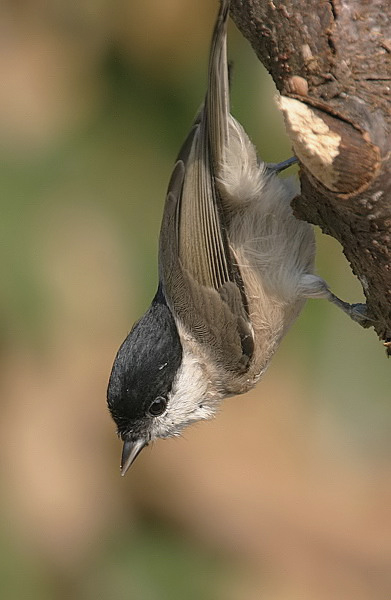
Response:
0,1,389,599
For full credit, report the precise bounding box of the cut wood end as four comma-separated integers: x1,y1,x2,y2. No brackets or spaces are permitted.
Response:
277,96,380,195
277,96,341,190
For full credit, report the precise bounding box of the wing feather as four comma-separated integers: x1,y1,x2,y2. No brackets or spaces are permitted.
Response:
159,0,254,373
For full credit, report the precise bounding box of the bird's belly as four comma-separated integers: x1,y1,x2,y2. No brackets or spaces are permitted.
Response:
226,201,314,393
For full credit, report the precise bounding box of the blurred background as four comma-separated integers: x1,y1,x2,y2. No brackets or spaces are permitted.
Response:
0,1,390,599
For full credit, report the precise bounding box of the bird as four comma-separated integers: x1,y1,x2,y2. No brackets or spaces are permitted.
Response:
107,0,367,475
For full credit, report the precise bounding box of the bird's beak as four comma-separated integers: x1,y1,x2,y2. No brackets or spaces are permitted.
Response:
120,438,148,476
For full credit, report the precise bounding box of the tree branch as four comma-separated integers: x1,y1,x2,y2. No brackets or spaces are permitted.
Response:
230,0,391,349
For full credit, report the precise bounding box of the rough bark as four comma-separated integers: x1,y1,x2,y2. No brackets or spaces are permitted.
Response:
230,0,391,350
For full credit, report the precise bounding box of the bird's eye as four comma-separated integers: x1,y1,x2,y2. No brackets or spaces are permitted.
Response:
148,396,167,417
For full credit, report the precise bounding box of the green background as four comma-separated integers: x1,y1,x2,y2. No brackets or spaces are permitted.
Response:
0,2,389,599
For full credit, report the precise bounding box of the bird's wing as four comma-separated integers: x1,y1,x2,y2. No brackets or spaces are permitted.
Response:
159,0,254,373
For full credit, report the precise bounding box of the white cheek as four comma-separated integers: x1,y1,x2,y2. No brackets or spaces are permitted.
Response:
169,353,208,413
149,348,221,440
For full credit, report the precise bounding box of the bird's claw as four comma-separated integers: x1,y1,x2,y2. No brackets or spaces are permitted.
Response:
330,296,373,328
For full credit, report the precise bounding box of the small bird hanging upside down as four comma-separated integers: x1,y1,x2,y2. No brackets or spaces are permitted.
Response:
107,0,367,475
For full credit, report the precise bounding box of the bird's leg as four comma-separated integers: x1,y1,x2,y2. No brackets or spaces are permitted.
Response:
266,156,298,173
327,292,371,326
299,274,372,328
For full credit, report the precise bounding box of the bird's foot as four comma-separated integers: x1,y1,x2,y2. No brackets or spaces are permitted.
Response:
328,294,372,328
